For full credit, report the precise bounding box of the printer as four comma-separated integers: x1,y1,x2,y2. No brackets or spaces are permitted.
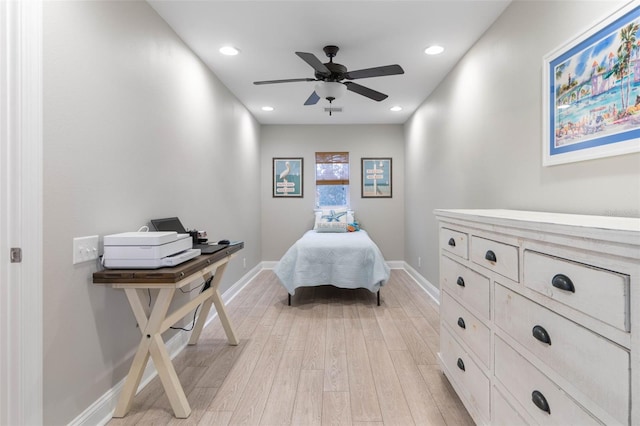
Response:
103,231,200,269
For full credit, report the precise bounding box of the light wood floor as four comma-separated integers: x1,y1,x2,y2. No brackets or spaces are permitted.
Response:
108,269,473,426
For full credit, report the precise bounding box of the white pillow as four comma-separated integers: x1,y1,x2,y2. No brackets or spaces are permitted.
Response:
313,209,355,229
315,222,347,233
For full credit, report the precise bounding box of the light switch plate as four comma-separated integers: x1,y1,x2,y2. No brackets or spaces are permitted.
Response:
73,235,99,264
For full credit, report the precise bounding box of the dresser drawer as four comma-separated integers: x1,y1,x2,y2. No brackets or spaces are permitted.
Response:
471,236,519,282
441,255,490,319
495,336,602,425
441,291,490,368
440,326,490,421
495,284,629,424
523,250,630,332
441,227,468,259
493,386,530,426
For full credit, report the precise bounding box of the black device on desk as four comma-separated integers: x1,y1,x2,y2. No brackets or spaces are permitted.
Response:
150,217,227,255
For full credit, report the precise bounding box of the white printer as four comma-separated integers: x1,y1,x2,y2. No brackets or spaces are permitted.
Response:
103,231,200,269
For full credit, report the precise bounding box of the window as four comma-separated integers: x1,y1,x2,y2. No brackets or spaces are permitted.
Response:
315,152,349,208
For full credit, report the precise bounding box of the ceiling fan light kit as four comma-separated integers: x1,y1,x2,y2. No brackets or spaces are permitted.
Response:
253,45,404,116
314,82,347,101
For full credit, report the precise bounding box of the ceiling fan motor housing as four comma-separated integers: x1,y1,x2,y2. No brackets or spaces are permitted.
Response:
316,62,347,82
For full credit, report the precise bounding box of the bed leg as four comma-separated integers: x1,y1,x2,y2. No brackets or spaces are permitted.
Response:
377,290,380,306
288,293,291,306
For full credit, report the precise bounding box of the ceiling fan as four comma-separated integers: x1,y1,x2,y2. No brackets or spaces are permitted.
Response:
253,45,404,111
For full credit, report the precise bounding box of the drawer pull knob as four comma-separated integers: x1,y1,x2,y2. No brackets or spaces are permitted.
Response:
456,276,465,287
552,274,575,293
484,250,497,262
457,317,466,329
532,325,551,345
448,238,456,247
456,358,465,371
531,390,550,414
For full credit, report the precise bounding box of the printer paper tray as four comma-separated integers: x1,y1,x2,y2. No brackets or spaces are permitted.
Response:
104,249,201,269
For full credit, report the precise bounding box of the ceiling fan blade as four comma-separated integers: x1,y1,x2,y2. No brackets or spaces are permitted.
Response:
344,64,404,80
295,52,331,75
344,82,388,101
254,78,316,85
304,91,320,105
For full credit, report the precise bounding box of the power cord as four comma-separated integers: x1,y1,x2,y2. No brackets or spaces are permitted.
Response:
143,276,214,332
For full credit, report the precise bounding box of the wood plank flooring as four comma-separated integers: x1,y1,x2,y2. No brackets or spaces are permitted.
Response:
108,269,473,426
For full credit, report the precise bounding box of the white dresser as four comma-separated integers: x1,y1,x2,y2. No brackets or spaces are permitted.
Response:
434,209,640,425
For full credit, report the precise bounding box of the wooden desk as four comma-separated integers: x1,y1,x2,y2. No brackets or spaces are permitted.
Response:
93,243,243,418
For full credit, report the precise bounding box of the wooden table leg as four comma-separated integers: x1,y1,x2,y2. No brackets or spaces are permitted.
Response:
188,272,215,346
148,333,190,418
188,262,238,346
114,287,192,418
210,287,238,345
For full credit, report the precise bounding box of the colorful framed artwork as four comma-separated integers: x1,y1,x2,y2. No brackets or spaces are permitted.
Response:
361,158,392,198
543,2,640,166
273,157,303,197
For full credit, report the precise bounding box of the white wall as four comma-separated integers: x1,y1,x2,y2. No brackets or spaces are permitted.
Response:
261,125,405,262
404,0,640,287
43,2,261,423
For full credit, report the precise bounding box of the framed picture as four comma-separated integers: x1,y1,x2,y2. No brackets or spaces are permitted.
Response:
361,158,392,198
542,2,640,166
273,158,303,197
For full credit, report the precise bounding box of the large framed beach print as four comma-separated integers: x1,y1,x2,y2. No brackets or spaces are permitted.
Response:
361,158,392,198
273,157,303,197
543,2,640,166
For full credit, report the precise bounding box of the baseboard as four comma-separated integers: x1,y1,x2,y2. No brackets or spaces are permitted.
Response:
70,263,263,426
262,260,278,269
402,261,440,305
386,260,404,269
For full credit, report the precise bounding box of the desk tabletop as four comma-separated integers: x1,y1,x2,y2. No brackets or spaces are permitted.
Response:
93,242,243,284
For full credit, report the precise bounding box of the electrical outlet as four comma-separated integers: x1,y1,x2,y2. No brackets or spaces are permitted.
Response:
418,256,421,267
73,235,99,264
243,257,246,269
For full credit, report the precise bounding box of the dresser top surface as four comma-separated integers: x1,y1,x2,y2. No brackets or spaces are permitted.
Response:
434,209,640,235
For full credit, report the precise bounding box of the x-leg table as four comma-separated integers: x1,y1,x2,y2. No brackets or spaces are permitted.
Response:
93,247,242,418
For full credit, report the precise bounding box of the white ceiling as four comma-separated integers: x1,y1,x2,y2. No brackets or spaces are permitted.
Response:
149,1,511,125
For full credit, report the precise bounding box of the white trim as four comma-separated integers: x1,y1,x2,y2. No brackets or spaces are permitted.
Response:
70,263,263,426
402,261,440,305
219,263,263,306
262,260,278,269
0,1,43,425
386,260,404,269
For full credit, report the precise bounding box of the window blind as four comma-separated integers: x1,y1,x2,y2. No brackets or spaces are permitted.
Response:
315,152,349,185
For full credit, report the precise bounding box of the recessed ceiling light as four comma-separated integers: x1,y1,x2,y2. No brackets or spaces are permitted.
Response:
261,106,274,111
424,45,444,55
219,46,239,56
390,106,403,112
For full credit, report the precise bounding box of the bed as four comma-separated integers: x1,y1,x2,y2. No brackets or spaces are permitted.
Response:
274,211,390,305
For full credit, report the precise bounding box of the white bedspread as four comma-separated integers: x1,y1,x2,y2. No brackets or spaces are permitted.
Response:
274,230,391,295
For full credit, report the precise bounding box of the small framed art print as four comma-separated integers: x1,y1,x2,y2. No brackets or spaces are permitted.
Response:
361,157,392,198
273,157,303,197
